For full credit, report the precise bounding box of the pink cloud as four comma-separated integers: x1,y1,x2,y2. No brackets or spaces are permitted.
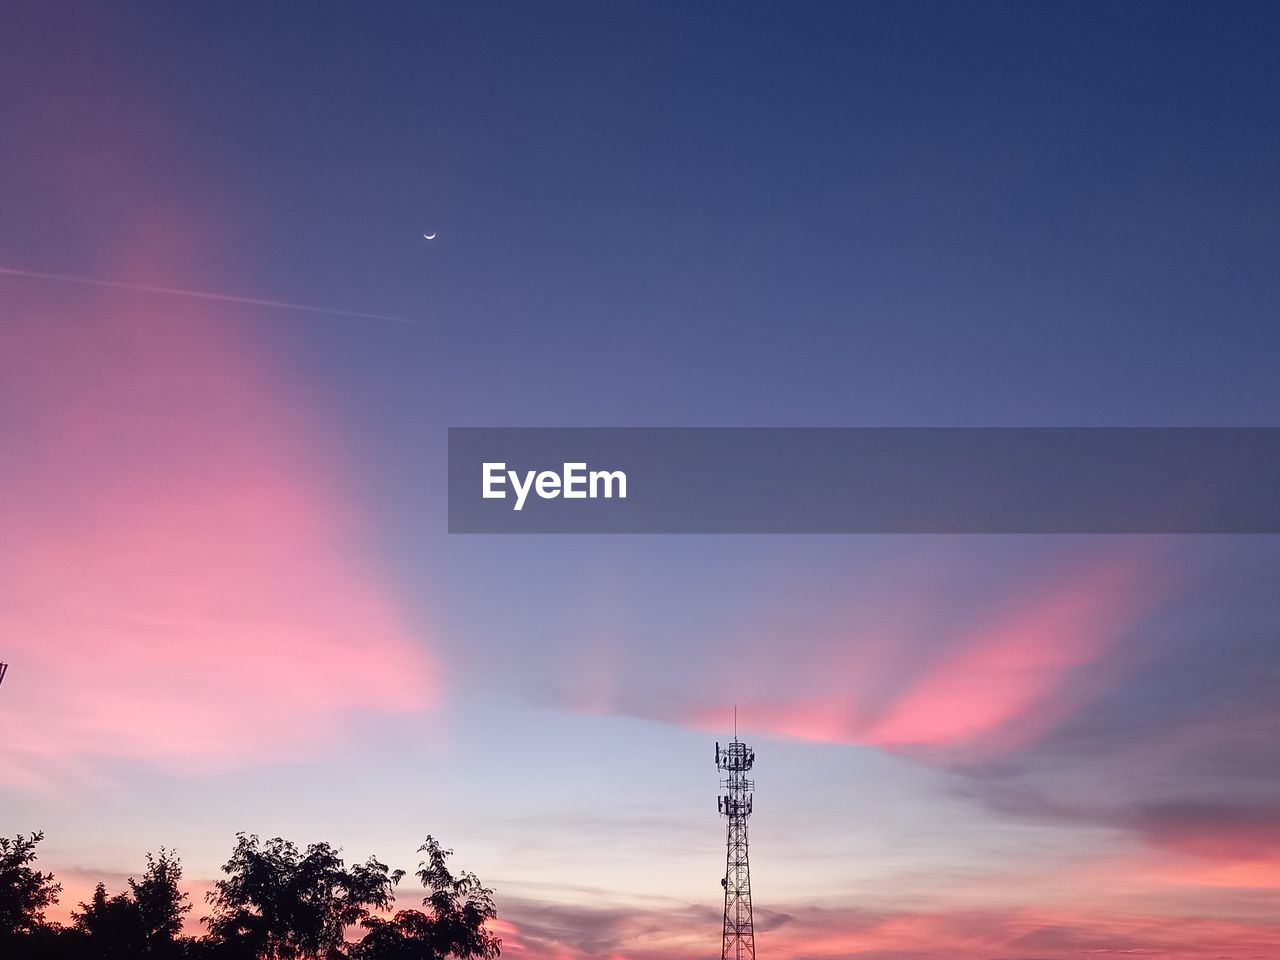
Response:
755,906,1280,959
44,868,1280,960
673,551,1161,761
0,301,436,787
859,555,1156,754
493,896,1280,960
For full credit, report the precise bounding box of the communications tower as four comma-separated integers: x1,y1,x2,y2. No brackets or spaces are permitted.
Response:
716,714,756,960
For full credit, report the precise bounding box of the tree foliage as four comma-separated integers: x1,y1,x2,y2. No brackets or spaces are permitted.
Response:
1,832,499,960
74,882,149,958
71,848,191,958
0,832,62,939
205,834,404,960
132,849,192,949
351,837,500,960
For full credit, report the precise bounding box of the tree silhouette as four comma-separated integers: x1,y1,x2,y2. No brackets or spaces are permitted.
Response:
131,849,191,953
0,831,499,960
205,834,403,960
351,838,500,960
70,849,189,959
0,832,62,940
74,883,148,958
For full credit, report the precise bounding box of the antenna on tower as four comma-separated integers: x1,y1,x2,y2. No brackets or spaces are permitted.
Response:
716,712,756,960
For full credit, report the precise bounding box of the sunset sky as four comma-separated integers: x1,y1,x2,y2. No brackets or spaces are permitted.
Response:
3,3,1280,958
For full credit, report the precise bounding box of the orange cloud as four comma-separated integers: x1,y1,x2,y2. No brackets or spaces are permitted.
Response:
754,906,1280,959
493,896,1280,960
46,868,218,937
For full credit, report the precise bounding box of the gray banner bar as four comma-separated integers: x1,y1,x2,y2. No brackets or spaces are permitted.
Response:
447,428,1280,533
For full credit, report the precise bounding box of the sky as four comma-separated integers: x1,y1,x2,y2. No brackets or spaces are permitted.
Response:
2,2,1280,958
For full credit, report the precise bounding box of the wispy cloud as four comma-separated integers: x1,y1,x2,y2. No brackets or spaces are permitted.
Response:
0,265,431,326
570,548,1164,764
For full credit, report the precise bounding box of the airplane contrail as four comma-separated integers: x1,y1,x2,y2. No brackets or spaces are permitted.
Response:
0,265,431,326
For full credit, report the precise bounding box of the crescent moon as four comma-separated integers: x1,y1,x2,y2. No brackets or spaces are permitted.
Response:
423,232,437,240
